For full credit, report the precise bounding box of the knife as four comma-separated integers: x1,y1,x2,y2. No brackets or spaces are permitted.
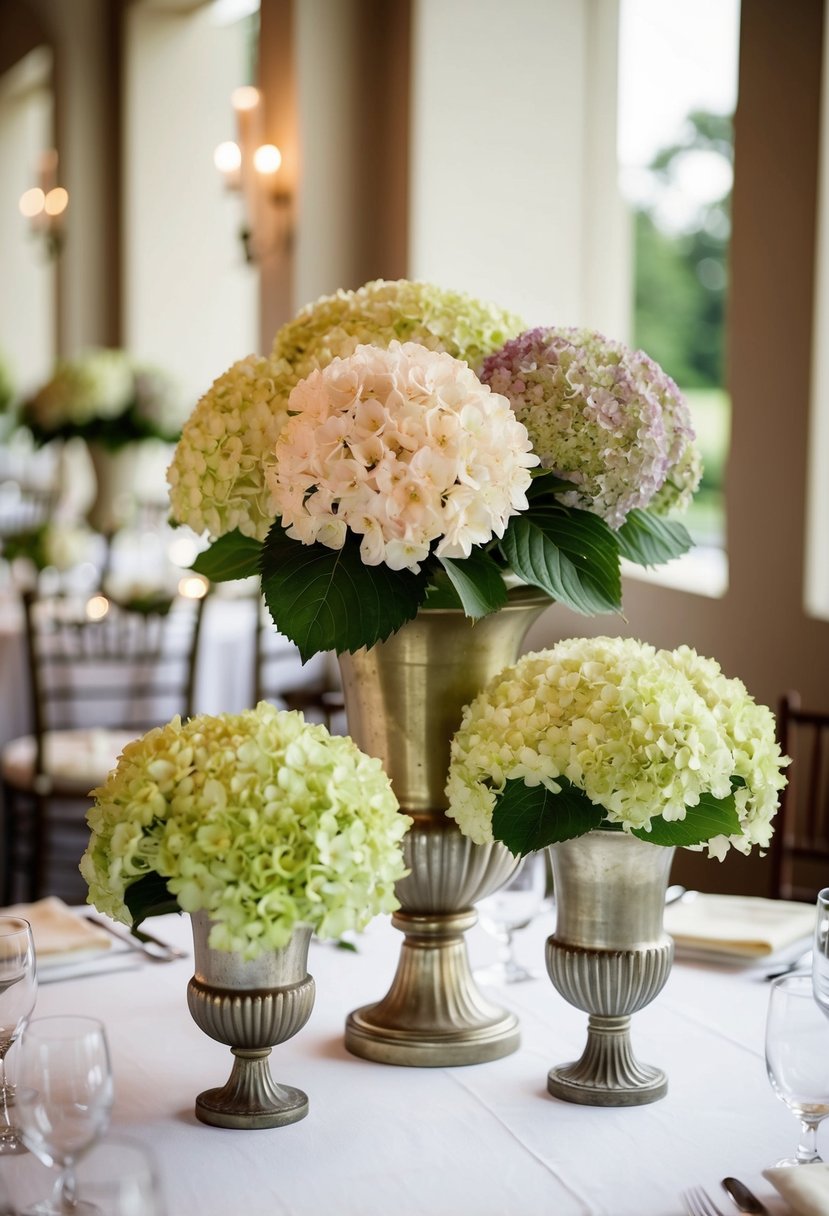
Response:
722,1176,771,1215
84,914,188,962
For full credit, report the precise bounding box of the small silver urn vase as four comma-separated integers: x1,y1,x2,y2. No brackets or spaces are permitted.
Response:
186,911,315,1129
545,831,675,1106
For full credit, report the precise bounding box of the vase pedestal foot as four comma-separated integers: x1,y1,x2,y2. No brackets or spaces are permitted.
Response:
546,1014,667,1107
195,1048,309,1130
344,909,520,1067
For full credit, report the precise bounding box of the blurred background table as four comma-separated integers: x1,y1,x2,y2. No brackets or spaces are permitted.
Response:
2,911,798,1216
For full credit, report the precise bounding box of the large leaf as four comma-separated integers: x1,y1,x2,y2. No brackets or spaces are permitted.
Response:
631,790,742,847
125,871,180,927
190,530,263,582
260,521,431,660
438,550,508,620
616,509,693,568
499,503,622,615
527,469,582,500
491,776,605,856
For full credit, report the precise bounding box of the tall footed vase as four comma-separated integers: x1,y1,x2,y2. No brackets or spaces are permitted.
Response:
85,441,142,537
186,911,315,1129
340,586,548,1066
545,831,675,1106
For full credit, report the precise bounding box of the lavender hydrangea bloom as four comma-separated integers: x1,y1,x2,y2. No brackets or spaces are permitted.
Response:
482,327,702,529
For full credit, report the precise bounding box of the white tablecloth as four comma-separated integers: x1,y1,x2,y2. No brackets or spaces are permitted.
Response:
3,912,801,1216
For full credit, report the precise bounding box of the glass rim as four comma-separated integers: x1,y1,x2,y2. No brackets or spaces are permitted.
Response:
0,915,32,936
22,1014,107,1039
769,970,814,992
818,887,829,903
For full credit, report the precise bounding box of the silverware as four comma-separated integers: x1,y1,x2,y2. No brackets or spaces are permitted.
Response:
764,950,812,981
84,914,187,962
683,1185,726,1216
721,1176,771,1214
39,963,142,985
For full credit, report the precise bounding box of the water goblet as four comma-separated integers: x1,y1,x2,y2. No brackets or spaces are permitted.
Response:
0,914,38,1155
766,972,829,1165
74,1137,166,1216
475,852,549,984
15,1015,114,1215
812,887,829,1017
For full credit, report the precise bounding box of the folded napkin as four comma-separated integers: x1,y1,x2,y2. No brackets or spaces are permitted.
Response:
3,897,111,962
663,893,816,960
764,1163,829,1216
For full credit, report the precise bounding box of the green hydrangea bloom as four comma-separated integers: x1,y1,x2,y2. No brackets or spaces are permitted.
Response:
81,702,411,958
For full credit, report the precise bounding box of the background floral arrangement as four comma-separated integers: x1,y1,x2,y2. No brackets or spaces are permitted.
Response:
446,635,788,859
23,348,185,449
0,519,93,574
81,701,411,957
170,279,702,660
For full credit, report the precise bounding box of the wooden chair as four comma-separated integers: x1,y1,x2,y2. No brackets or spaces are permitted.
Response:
770,690,829,901
253,600,345,735
0,588,206,902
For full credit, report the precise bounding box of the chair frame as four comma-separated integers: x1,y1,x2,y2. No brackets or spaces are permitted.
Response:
770,689,829,901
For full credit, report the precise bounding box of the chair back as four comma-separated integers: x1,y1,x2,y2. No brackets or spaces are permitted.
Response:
771,690,829,901
21,588,206,769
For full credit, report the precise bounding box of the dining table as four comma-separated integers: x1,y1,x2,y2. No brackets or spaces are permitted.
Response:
2,907,803,1216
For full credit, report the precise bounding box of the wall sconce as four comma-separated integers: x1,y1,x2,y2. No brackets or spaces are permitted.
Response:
214,86,292,264
18,149,68,259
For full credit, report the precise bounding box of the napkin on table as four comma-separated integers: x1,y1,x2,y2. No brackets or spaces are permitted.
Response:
2,896,112,962
663,893,816,960
764,1163,829,1216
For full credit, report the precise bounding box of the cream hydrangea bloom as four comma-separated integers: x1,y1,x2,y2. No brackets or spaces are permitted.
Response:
267,341,538,572
26,349,133,433
81,702,410,957
445,636,788,859
167,354,294,541
273,278,524,378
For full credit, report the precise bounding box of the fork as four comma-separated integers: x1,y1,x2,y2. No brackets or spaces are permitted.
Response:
682,1185,726,1216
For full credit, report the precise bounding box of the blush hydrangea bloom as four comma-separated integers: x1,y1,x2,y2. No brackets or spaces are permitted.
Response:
167,354,294,541
445,636,788,860
81,702,411,958
267,341,538,572
273,278,524,379
482,328,702,529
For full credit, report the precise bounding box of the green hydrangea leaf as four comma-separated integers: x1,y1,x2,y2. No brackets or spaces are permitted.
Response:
615,508,693,568
499,503,621,615
437,551,508,620
191,530,263,582
631,791,742,846
125,872,180,927
527,469,582,500
491,776,605,857
260,521,432,660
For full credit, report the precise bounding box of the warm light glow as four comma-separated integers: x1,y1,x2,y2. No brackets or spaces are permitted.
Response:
19,187,45,218
85,595,110,621
167,536,200,568
178,575,209,600
44,186,68,217
213,141,242,174
253,143,282,175
232,85,260,112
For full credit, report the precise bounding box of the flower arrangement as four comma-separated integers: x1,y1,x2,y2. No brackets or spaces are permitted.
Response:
171,279,702,660
80,702,411,957
482,327,702,529
1,520,94,574
445,635,788,860
23,349,185,450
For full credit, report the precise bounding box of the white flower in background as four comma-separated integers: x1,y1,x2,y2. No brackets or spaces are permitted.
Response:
267,341,538,572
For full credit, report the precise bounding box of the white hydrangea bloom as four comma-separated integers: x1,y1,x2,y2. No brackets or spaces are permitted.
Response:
267,341,538,573
446,636,788,859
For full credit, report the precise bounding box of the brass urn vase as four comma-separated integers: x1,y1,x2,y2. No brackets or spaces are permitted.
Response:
340,584,548,1066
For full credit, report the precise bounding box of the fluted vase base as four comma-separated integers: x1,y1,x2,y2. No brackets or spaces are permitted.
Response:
344,909,519,1066
196,1048,309,1129
546,1014,667,1107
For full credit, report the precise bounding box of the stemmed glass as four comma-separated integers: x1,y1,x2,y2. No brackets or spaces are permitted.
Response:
0,914,38,1155
15,1016,114,1215
812,887,829,1017
475,852,549,984
766,972,829,1165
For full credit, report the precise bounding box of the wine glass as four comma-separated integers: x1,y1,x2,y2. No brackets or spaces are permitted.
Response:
0,914,38,1155
15,1016,114,1215
766,972,829,1165
475,852,549,984
812,887,829,1017
73,1137,166,1216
